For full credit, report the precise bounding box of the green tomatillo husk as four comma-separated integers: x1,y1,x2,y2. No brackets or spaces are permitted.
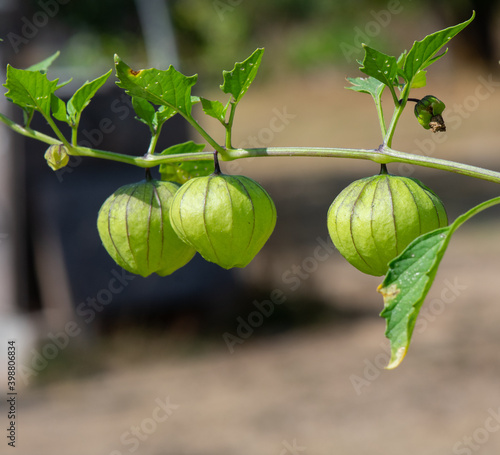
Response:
44,144,69,170
97,178,196,277
327,172,448,276
169,172,277,269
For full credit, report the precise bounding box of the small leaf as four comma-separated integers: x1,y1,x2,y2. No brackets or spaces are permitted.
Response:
132,97,156,128
403,12,475,83
67,70,112,124
346,76,385,98
360,45,398,91
132,98,177,131
26,51,60,73
200,97,230,124
4,66,60,117
50,95,68,122
155,105,177,126
379,193,500,369
410,70,427,89
114,55,197,118
220,48,264,103
158,141,212,184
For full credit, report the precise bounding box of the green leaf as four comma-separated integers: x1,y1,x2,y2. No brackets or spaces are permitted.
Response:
26,51,60,73
50,95,68,122
155,105,177,124
132,97,156,128
220,48,264,103
200,97,230,124
67,70,112,124
378,227,452,369
378,194,500,369
346,76,385,99
4,66,60,117
359,45,398,91
158,141,212,184
132,98,177,132
114,55,197,118
403,12,475,84
410,70,427,89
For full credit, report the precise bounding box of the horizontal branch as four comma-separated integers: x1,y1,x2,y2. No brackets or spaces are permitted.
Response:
2,113,500,185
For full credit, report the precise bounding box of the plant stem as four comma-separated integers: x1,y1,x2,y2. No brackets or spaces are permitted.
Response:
384,101,405,147
71,126,78,146
0,112,61,145
383,83,411,147
180,112,225,155
146,128,161,156
42,114,71,149
374,95,387,138
225,101,237,150
3,113,500,185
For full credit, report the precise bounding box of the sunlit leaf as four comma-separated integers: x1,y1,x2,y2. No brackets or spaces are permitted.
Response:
200,97,230,124
403,12,475,83
4,66,60,117
67,70,112,124
379,194,500,369
115,55,197,118
220,48,264,103
360,45,398,90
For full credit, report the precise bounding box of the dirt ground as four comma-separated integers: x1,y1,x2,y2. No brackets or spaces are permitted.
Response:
7,63,500,455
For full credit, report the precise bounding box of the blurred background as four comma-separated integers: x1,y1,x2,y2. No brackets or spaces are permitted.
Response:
1,0,500,454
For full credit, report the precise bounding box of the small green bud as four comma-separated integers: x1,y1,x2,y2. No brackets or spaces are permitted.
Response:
169,172,277,269
327,173,448,276
44,144,69,170
414,95,446,132
97,179,196,277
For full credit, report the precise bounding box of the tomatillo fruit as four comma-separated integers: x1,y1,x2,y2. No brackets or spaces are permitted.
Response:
327,172,448,276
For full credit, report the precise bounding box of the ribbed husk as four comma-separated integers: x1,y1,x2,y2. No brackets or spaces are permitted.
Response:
97,179,196,277
169,173,277,269
327,174,448,276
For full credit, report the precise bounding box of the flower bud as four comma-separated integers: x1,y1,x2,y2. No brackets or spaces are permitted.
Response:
97,179,196,277
44,144,69,170
169,173,277,269
327,173,448,276
414,95,446,132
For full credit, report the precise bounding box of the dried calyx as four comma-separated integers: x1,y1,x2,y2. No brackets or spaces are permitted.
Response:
413,95,446,133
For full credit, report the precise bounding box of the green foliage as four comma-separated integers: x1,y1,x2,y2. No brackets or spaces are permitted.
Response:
25,51,61,73
159,141,213,184
131,98,177,133
379,196,500,368
0,12,492,369
114,56,198,118
220,48,264,103
360,46,399,102
351,12,475,106
66,71,113,126
345,76,385,104
4,66,60,118
200,98,230,124
199,48,264,127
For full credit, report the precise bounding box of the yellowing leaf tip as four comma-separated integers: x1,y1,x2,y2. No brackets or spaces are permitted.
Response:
385,346,407,370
